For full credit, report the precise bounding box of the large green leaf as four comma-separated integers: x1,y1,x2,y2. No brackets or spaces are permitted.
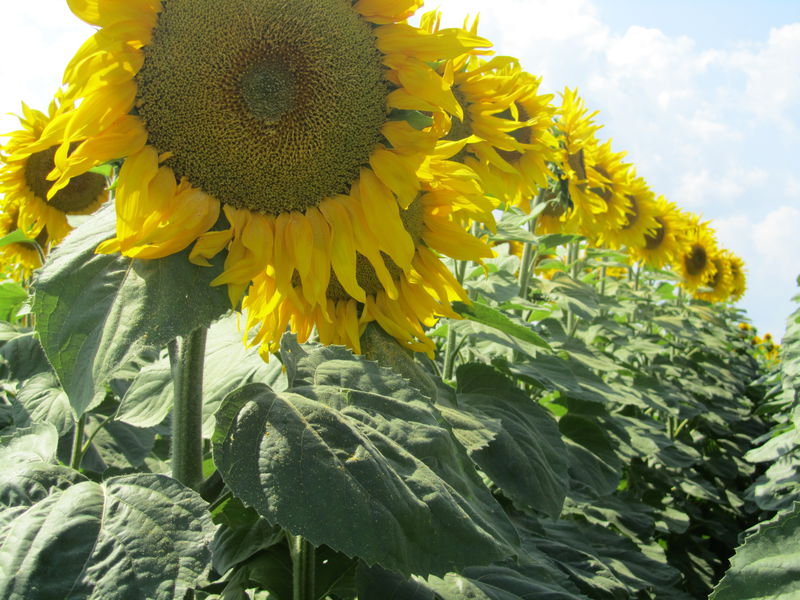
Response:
11,372,73,436
710,502,800,599
558,415,622,497
32,205,230,416
0,281,28,322
0,466,215,600
116,314,285,435
454,363,569,518
213,340,519,577
452,300,551,351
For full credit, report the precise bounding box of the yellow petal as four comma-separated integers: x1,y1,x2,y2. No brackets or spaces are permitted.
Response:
67,0,160,27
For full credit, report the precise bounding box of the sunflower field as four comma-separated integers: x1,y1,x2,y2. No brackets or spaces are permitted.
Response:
0,1,797,599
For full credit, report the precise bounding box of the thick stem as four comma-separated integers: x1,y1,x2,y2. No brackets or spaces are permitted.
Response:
442,258,468,381
291,534,316,600
171,327,207,490
69,414,86,470
634,263,641,291
565,241,580,335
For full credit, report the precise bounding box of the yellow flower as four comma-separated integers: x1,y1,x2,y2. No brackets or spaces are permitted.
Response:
37,0,490,318
728,253,746,301
603,175,660,251
674,213,718,291
627,195,682,269
695,251,734,303
0,201,46,280
427,31,557,208
552,88,609,236
0,98,108,246
243,170,494,358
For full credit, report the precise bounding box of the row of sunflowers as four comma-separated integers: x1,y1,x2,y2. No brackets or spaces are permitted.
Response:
0,0,746,361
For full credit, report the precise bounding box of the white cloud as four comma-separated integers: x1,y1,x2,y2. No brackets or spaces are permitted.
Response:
753,205,800,276
0,2,94,136
675,167,768,208
724,23,800,123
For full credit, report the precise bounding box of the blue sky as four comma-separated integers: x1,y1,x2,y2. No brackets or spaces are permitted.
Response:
1,1,799,339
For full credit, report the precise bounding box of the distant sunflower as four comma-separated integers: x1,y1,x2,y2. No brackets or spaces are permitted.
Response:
598,174,659,250
580,140,634,244
674,214,717,291
696,251,734,303
0,99,107,246
552,89,606,234
0,201,46,280
426,23,557,209
37,0,490,312
627,195,681,269
728,254,746,301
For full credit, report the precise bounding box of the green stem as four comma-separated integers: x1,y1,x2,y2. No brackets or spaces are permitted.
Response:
69,414,86,470
634,263,641,291
170,327,207,490
443,258,468,381
291,534,316,600
565,241,580,335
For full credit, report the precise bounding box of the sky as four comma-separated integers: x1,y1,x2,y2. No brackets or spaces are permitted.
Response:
1,1,799,339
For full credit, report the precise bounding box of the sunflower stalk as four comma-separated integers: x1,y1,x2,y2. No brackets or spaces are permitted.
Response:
566,240,581,336
169,326,208,491
69,414,87,470
290,534,316,600
443,257,469,381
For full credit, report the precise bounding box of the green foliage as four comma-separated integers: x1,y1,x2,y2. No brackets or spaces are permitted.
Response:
0,424,216,600
0,207,790,599
32,205,230,416
710,502,800,599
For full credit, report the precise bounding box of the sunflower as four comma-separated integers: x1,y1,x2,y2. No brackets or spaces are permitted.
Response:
426,30,557,209
0,201,46,280
243,168,494,358
0,98,108,246
674,214,718,291
727,253,746,301
696,251,734,303
36,0,490,317
597,173,660,251
578,140,634,243
552,88,606,233
627,195,682,269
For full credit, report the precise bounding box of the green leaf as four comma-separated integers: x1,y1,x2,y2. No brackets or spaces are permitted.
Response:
454,363,569,518
0,331,51,384
558,415,622,496
11,372,73,435
0,423,59,465
426,568,590,600
32,205,230,416
452,300,551,351
0,229,33,249
0,280,28,322
116,314,285,435
356,564,435,600
0,470,215,600
214,342,519,577
710,502,800,599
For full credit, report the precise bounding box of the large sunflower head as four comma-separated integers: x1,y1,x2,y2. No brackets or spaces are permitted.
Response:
42,0,491,350
674,213,718,291
0,97,108,246
627,195,681,268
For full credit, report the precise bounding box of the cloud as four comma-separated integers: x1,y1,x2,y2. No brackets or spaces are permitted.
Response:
0,2,94,136
753,205,800,276
724,23,800,123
